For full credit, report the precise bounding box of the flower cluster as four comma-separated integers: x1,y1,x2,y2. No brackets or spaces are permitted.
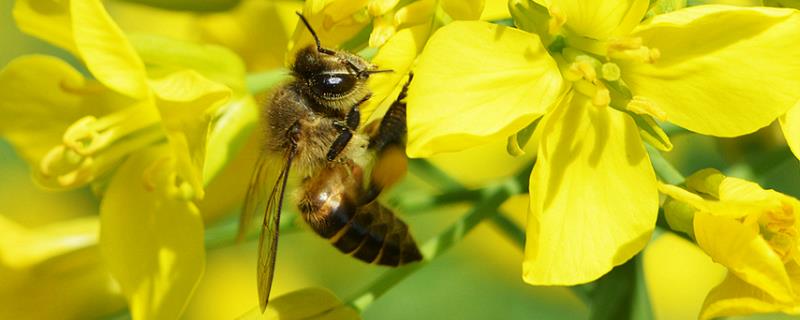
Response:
3,0,800,319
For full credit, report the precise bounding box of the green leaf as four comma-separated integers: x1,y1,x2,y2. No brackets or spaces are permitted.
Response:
627,111,673,152
239,288,360,320
129,34,248,93
588,255,653,320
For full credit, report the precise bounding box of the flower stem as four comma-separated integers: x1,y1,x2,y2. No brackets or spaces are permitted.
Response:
645,144,685,184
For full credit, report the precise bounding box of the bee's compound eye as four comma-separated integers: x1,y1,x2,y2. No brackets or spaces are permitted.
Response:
312,73,356,98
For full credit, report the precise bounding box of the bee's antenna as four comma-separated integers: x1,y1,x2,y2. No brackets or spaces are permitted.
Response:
296,12,333,54
359,69,394,78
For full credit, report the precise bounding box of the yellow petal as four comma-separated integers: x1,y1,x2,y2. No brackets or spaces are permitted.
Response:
71,0,149,99
694,211,794,303
13,0,77,54
700,272,799,320
149,70,232,200
780,101,800,160
622,6,800,137
99,146,205,320
524,93,658,285
442,0,485,20
481,0,511,20
406,21,563,157
545,0,649,39
362,25,428,125
129,34,247,93
203,96,259,185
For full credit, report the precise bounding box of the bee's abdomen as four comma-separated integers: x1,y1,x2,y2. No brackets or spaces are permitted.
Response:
333,201,422,266
298,164,422,266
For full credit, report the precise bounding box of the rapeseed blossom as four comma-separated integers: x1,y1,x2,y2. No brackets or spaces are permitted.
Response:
407,0,800,285
661,169,800,319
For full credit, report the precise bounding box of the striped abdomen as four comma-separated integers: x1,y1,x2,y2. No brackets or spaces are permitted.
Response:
297,162,422,266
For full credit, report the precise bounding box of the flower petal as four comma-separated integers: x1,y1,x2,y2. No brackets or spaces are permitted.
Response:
524,93,658,285
71,0,149,99
13,0,77,54
406,21,563,157
622,6,800,137
442,0,485,20
99,146,205,320
546,0,649,39
362,25,428,125
694,211,794,303
149,70,232,200
780,101,800,160
699,272,799,320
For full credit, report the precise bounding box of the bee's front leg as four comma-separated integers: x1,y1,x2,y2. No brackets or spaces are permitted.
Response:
326,95,369,161
326,123,353,161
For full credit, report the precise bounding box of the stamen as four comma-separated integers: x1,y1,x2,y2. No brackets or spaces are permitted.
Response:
39,126,164,189
62,106,159,156
626,96,667,121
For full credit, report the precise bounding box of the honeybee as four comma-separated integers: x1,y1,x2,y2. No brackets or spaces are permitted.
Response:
238,13,422,312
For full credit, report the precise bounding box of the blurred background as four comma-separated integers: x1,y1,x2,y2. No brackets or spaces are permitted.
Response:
1,0,799,319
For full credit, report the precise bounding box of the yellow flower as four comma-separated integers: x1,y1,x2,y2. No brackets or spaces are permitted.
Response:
1,0,257,318
407,1,800,286
660,169,800,319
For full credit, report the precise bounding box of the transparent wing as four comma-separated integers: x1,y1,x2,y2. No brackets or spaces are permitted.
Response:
256,146,296,313
237,151,276,242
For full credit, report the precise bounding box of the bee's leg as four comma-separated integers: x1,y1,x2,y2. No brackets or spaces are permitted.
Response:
361,75,413,204
326,94,370,161
368,74,411,151
326,124,353,161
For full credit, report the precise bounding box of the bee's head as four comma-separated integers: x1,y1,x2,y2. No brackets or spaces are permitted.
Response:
291,13,391,111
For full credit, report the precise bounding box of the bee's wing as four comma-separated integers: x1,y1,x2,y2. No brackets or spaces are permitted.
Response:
238,145,296,312
238,151,271,242
259,147,296,313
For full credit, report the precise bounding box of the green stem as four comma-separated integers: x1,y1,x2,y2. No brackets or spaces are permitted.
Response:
490,212,525,246
645,144,685,184
346,178,524,312
407,158,465,190
394,188,484,213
